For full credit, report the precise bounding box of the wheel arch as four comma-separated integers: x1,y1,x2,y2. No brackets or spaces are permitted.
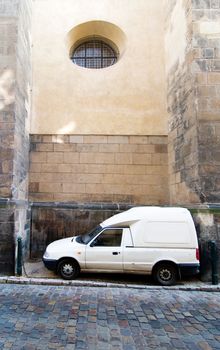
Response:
152,260,180,278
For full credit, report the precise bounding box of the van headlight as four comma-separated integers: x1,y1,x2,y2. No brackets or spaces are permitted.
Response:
43,250,50,258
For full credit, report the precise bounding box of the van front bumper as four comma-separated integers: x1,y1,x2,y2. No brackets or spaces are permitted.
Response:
42,257,57,271
178,263,200,276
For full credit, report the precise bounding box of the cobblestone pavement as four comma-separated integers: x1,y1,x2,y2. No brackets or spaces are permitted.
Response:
0,284,220,350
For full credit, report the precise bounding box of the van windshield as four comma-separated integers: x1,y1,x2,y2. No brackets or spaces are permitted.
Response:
76,225,102,244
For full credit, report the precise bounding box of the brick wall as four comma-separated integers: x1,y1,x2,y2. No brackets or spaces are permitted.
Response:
29,134,169,205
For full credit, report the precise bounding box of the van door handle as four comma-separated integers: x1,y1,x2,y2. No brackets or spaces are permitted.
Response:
112,252,120,255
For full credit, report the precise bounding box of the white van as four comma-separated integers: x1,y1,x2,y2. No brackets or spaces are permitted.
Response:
43,207,200,285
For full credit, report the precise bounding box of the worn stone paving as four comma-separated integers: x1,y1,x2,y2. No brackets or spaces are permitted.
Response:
0,284,220,350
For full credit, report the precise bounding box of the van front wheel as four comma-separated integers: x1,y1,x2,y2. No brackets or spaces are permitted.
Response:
58,259,80,280
153,263,177,286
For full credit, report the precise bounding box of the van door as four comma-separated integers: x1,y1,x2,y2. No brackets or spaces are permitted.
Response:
123,227,151,273
85,228,123,271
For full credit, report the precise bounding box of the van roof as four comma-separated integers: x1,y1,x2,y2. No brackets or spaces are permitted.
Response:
101,206,192,227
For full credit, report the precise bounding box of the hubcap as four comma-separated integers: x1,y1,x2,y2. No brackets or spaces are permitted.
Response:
62,263,74,276
159,268,171,281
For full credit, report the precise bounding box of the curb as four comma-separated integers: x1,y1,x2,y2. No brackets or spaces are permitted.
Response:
0,276,220,292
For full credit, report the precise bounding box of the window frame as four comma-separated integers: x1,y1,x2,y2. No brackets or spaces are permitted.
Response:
71,39,118,69
90,227,123,247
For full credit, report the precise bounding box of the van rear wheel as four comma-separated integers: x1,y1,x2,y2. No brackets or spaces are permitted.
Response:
153,263,177,286
58,259,79,280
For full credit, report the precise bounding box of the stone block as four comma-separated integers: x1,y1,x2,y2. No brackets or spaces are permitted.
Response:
110,164,146,175
214,48,220,58
129,136,149,144
155,144,168,153
99,143,119,153
84,135,108,144
47,152,63,164
28,182,39,193
2,159,13,173
132,153,152,165
40,163,60,173
54,143,76,152
195,72,207,84
63,152,80,164
202,48,214,58
107,136,129,144
80,152,114,164
29,163,41,173
76,143,99,153
213,60,220,71
57,164,73,173
115,153,133,165
137,144,156,153
62,183,85,194
51,135,69,143
148,136,167,144
69,135,84,143
208,72,220,84
197,85,216,96
198,111,220,120
152,153,168,165
30,135,42,143
30,152,47,163
36,143,54,152
39,182,62,193
29,192,54,201
211,0,220,8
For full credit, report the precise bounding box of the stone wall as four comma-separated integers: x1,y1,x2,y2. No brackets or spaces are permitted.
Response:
0,0,32,274
192,0,220,202
0,0,17,198
29,134,169,205
165,0,220,205
165,0,201,205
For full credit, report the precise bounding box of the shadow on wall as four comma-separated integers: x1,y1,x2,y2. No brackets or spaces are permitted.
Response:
30,207,122,259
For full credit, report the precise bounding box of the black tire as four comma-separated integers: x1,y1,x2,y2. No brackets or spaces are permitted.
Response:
58,259,80,280
153,263,177,286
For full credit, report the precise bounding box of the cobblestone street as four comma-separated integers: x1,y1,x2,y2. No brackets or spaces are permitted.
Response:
0,284,220,350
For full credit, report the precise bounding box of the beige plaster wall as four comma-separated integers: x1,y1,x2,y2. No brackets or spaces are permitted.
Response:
31,0,167,135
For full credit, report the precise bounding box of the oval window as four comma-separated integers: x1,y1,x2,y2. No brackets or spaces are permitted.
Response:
71,39,118,69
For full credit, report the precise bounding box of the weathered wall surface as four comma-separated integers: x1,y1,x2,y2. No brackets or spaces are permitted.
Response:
193,0,220,202
0,0,17,199
165,0,200,205
29,134,169,205
0,0,32,273
165,0,220,205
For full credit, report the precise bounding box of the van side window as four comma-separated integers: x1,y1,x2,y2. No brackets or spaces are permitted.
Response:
92,228,123,247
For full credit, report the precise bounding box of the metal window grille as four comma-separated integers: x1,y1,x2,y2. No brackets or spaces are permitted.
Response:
71,40,117,69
